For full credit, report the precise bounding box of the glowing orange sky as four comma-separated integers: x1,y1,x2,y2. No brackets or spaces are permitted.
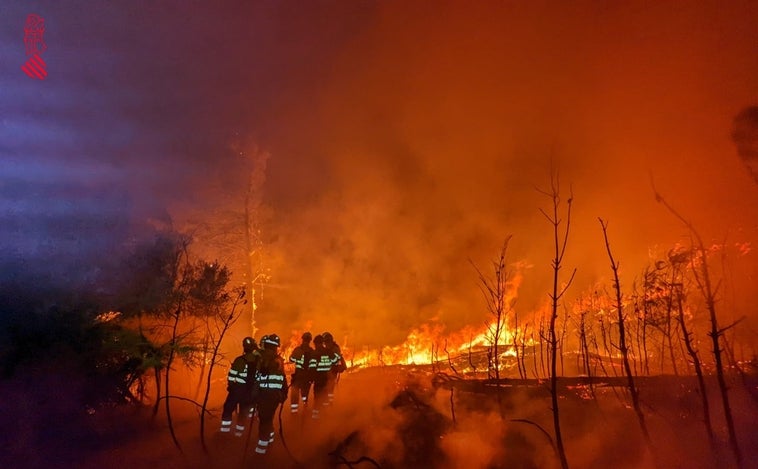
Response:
123,2,758,344
242,2,758,349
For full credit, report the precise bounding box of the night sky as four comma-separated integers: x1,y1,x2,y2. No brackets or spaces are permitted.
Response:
1,1,757,346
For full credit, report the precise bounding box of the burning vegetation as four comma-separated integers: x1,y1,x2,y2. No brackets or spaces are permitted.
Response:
1,166,756,469
1,2,757,469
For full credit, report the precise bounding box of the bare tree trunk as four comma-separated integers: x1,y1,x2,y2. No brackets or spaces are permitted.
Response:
164,309,183,451
514,309,525,379
599,218,652,449
200,290,245,451
152,367,162,417
243,196,257,336
560,307,568,376
444,340,459,376
634,301,644,376
539,316,547,379
531,330,540,379
598,316,617,378
653,189,742,467
578,309,595,398
665,295,679,375
193,335,209,402
676,292,714,445
641,298,650,375
468,338,477,375
472,236,513,384
239,145,269,338
538,174,575,469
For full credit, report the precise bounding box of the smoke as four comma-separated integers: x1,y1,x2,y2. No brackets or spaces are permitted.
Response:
250,2,758,348
732,106,758,183
1,2,757,348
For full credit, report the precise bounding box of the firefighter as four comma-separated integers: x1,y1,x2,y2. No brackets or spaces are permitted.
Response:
322,331,346,406
253,334,287,456
309,334,333,419
220,337,259,436
288,331,314,414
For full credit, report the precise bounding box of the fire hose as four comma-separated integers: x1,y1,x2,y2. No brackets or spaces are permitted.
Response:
241,383,303,467
241,402,257,467
277,385,304,467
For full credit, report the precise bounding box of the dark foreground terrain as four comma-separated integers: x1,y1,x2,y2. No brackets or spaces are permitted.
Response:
2,365,757,469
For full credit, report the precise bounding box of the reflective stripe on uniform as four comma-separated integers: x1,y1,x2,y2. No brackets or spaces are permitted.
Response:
220,418,232,433
228,362,250,385
228,368,247,385
258,373,285,389
316,355,333,372
290,354,306,369
255,439,268,454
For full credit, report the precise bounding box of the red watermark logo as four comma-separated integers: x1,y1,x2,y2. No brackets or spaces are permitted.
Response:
21,13,47,80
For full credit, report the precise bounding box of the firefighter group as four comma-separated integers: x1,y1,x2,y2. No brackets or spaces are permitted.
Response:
219,331,347,456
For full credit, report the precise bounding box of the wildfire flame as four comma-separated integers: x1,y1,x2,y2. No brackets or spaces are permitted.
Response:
282,269,531,373
282,317,529,375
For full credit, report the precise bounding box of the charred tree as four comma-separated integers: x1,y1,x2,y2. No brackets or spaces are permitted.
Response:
538,173,575,469
199,287,245,451
653,190,742,467
576,305,595,398
673,279,714,445
472,236,514,382
183,142,270,337
598,307,617,377
599,218,652,449
513,309,526,379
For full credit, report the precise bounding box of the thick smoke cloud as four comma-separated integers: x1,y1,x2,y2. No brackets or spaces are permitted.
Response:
255,2,758,347
1,1,757,348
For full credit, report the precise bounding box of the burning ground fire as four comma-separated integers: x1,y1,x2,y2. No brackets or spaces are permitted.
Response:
345,321,522,369
283,269,529,373
283,319,525,374
279,240,754,378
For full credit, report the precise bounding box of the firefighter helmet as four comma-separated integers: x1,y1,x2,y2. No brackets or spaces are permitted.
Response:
242,336,255,352
322,332,334,343
302,332,312,342
262,334,280,347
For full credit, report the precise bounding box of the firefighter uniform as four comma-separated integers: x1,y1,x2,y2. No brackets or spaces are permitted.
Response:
254,334,287,456
322,332,346,406
288,332,314,414
220,337,259,436
309,335,333,419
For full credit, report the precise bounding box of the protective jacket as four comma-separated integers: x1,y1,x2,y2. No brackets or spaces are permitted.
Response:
228,350,259,389
325,342,346,373
220,349,259,436
256,349,287,394
289,342,314,413
289,343,314,377
309,344,333,418
254,348,287,455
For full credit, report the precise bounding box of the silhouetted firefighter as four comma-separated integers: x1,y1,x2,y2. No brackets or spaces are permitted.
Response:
309,334,332,419
289,332,314,414
253,334,287,456
219,337,260,436
322,331,346,406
